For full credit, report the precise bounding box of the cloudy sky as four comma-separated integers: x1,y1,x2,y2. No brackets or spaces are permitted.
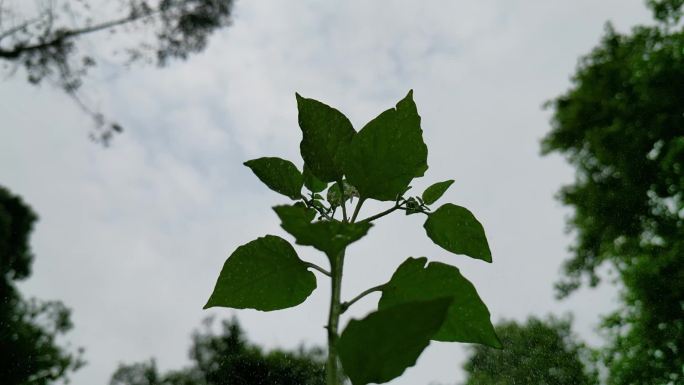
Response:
0,1,654,384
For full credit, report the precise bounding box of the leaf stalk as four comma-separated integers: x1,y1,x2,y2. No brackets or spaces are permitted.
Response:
304,262,331,277
340,284,386,313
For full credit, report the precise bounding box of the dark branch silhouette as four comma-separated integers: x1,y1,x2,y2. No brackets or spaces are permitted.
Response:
0,0,235,144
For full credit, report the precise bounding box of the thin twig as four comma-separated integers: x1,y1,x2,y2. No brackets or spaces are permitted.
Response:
304,262,331,277
301,194,334,221
0,17,41,41
359,198,407,223
338,180,348,222
340,284,386,313
350,197,366,223
0,7,159,58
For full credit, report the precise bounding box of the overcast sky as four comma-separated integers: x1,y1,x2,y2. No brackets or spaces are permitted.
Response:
0,1,654,384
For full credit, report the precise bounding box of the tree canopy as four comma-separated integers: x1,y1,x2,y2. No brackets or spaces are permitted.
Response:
0,186,83,385
461,317,597,385
0,185,36,282
542,1,684,383
0,0,234,143
109,317,326,385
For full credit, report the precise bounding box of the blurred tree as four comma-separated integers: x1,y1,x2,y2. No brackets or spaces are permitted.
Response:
647,0,684,22
0,0,235,144
0,185,83,385
110,317,326,385
0,185,36,283
461,317,597,385
542,1,684,384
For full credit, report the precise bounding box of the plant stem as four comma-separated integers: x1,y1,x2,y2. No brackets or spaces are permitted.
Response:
350,197,366,223
340,284,386,313
326,250,345,385
359,200,405,223
301,194,333,221
304,262,331,277
337,180,348,222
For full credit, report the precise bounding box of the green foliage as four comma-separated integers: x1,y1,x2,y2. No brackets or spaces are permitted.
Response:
296,94,355,183
303,165,328,193
647,0,684,22
424,204,492,262
326,180,359,208
244,157,303,200
421,180,455,205
204,235,316,311
338,298,451,385
543,8,684,385
0,186,37,281
110,317,326,385
600,249,684,385
0,186,83,385
379,257,500,348
274,204,371,259
206,91,497,385
462,317,597,385
0,293,84,385
343,90,428,201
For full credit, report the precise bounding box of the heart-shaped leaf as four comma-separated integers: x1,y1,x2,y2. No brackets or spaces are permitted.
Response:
244,157,303,200
297,94,355,183
343,90,428,201
424,203,492,262
379,257,501,348
422,179,455,205
204,235,316,311
338,297,452,385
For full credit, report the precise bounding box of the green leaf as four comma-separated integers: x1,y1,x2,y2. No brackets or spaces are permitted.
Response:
244,157,303,200
204,235,316,311
423,203,492,262
404,197,423,215
296,94,356,183
379,257,501,348
338,298,452,385
326,180,359,207
422,179,455,205
343,90,428,201
303,164,328,193
273,204,371,257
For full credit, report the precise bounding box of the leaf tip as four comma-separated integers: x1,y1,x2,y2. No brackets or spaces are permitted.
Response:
492,335,504,349
482,248,493,263
408,256,428,267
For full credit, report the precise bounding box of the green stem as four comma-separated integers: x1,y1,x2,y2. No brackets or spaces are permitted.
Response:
304,262,331,277
337,180,348,222
359,199,406,223
301,194,333,221
350,197,366,223
340,284,386,313
326,250,345,385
